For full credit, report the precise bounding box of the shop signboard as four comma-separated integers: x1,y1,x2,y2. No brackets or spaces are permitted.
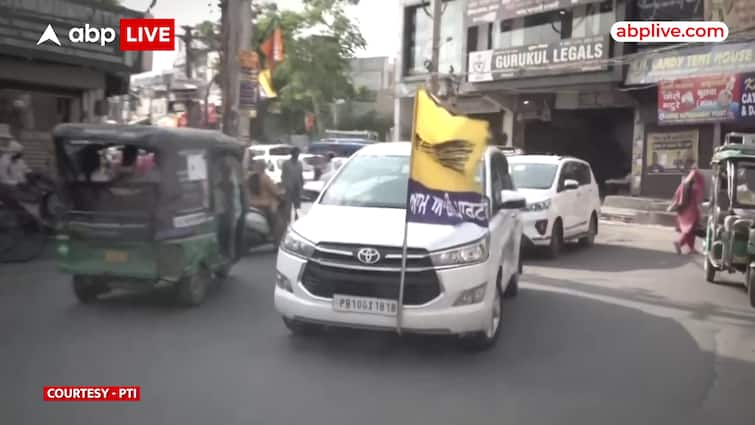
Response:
238,50,259,111
468,35,608,82
636,0,705,20
658,74,740,124
706,0,755,35
627,42,755,85
466,0,596,24
645,130,699,175
739,72,755,123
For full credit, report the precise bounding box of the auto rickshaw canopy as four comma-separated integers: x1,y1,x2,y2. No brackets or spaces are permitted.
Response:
52,123,244,157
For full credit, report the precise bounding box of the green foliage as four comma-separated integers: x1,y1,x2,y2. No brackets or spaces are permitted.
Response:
337,108,392,140
193,0,366,134
257,0,366,126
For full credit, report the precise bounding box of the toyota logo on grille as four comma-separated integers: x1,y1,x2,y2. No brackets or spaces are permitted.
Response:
356,247,381,265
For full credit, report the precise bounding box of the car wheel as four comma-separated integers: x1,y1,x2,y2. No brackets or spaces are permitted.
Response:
72,275,106,304
747,267,755,308
579,213,598,248
503,269,518,299
176,267,210,307
462,285,502,351
546,219,563,259
704,255,717,284
282,317,323,335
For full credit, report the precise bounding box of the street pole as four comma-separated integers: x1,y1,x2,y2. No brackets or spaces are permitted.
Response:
222,0,253,144
181,25,194,79
429,0,442,95
238,0,253,145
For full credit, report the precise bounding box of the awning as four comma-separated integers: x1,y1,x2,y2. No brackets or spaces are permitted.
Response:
625,42,755,85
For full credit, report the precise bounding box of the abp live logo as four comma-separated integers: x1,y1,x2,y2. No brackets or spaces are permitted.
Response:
36,19,175,51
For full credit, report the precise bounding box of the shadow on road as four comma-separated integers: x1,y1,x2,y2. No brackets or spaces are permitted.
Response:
67,251,279,311
526,242,691,272
523,271,755,325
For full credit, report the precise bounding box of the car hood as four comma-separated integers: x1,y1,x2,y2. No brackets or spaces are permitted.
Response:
516,188,552,204
293,204,487,250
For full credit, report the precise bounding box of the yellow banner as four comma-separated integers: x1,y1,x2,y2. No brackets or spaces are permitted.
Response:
410,89,489,193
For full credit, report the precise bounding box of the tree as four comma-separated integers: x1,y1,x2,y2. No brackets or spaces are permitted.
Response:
256,0,366,134
193,0,365,135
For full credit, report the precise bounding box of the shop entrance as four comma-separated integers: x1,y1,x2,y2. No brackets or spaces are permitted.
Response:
523,108,634,196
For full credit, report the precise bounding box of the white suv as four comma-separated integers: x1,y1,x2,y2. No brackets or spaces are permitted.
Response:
508,155,601,258
274,142,525,349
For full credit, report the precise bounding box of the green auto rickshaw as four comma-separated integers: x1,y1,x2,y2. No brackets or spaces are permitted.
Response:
51,124,247,306
704,137,755,308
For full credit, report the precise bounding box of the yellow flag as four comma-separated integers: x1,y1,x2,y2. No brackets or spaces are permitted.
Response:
407,89,490,226
258,68,277,99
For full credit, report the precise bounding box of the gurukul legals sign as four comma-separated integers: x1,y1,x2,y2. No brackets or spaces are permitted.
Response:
468,35,608,82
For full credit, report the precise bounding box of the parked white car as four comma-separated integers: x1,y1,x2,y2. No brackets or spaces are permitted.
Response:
274,142,526,349
507,155,601,258
247,144,294,163
301,157,349,200
265,155,316,185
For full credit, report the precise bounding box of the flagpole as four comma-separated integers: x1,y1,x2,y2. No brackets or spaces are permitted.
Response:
397,89,420,335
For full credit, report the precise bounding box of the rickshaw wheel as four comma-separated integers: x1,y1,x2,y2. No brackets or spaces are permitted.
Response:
72,275,105,304
177,267,210,307
747,268,755,308
704,256,717,283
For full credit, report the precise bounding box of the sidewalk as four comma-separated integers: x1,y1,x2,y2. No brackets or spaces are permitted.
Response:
600,196,677,227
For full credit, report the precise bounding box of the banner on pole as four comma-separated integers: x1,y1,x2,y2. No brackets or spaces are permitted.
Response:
406,89,490,227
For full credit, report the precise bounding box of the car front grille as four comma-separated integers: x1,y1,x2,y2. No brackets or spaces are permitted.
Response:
311,242,434,270
300,262,442,305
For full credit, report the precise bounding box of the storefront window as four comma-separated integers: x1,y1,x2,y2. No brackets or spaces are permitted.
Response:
405,0,464,76
493,0,613,49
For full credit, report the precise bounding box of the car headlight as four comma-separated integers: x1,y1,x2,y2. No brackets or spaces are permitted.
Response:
430,237,489,268
526,199,551,211
280,230,315,258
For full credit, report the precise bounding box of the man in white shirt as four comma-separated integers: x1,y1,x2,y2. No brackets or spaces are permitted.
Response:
0,140,29,186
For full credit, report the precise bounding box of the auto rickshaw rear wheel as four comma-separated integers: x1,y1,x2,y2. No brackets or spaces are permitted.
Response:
704,256,717,283
176,267,210,307
747,267,755,308
72,275,107,304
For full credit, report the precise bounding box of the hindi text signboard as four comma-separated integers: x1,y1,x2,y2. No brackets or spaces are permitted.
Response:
658,74,740,124
646,130,699,175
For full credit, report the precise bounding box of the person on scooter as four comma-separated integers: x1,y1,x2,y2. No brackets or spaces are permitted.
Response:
248,159,284,243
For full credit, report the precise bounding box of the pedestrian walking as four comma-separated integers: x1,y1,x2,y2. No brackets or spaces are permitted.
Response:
668,169,705,254
281,147,304,224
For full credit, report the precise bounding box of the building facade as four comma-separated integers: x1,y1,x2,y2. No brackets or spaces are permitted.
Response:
624,0,755,197
0,0,149,172
397,0,755,198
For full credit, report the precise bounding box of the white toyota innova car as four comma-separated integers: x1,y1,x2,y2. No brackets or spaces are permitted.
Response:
273,142,525,349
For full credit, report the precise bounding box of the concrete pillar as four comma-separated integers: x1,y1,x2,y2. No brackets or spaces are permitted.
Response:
630,104,645,196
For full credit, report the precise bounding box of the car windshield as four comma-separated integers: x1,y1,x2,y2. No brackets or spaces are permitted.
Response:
509,162,558,190
735,162,755,207
320,154,484,208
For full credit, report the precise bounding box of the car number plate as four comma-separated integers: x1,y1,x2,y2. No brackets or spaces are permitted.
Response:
104,250,128,263
332,295,398,316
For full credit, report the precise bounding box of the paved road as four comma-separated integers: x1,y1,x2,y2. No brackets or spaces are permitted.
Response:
2,222,755,425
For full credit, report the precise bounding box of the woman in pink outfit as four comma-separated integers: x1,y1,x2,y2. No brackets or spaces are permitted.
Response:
669,169,706,254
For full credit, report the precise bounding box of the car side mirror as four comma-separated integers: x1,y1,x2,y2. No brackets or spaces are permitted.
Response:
563,179,579,191
499,190,527,210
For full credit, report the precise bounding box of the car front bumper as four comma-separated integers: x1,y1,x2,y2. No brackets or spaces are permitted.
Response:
273,251,496,335
521,210,552,246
